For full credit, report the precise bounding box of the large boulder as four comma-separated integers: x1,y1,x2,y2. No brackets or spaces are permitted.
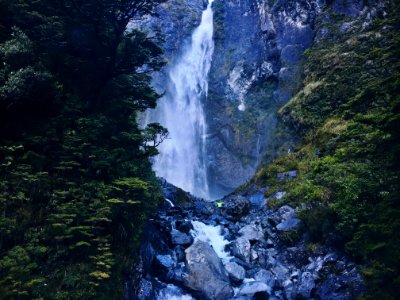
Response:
183,241,233,300
232,237,251,263
223,196,250,220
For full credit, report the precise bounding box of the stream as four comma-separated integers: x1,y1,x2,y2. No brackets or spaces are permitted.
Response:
127,181,365,300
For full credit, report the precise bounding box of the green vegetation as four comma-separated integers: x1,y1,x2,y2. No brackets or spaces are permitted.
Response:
0,0,166,298
254,1,400,298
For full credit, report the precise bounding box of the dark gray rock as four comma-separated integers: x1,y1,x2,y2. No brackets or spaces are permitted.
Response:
306,256,324,273
277,170,298,180
254,269,277,288
333,0,364,16
232,237,251,263
223,196,251,220
170,229,194,246
205,0,321,195
153,254,176,281
281,45,304,65
174,245,186,262
175,220,194,234
276,218,301,231
231,257,254,270
268,205,296,226
248,192,267,208
272,264,290,286
183,241,233,300
282,279,296,300
284,247,310,267
238,224,264,241
324,252,338,264
156,254,175,269
316,268,365,300
224,261,246,283
137,279,154,300
238,281,271,297
297,271,316,298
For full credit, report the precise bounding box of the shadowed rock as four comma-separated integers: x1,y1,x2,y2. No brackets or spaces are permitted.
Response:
183,241,233,300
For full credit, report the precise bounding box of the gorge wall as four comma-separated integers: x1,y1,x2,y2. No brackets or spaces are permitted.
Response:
138,0,384,198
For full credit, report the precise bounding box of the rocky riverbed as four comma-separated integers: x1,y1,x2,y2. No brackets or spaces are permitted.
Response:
127,179,364,299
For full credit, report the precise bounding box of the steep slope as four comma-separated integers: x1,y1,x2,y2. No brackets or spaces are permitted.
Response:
0,1,166,298
140,0,388,199
250,0,400,297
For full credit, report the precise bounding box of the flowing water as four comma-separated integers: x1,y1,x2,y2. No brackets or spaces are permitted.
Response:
190,220,232,262
147,0,215,199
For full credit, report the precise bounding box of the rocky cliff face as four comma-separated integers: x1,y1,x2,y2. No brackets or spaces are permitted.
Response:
138,0,384,198
206,0,322,196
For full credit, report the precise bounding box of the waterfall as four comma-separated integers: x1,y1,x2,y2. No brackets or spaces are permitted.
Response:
147,0,215,199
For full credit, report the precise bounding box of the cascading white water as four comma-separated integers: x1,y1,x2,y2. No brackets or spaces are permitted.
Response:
190,220,232,262
147,0,215,199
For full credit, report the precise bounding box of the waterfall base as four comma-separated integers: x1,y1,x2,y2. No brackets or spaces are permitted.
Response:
130,182,365,299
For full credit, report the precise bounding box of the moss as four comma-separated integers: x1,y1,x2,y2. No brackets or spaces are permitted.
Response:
252,2,400,297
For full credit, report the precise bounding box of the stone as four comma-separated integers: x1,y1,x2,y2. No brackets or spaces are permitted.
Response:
238,281,271,297
173,262,185,282
306,256,324,273
284,247,309,266
153,254,176,281
248,192,267,208
183,241,233,300
333,0,364,16
276,218,301,231
272,264,290,286
232,237,251,263
238,224,264,241
254,269,276,288
316,269,365,300
335,260,346,272
223,196,251,220
251,249,259,262
174,245,186,262
323,252,338,264
231,257,253,270
175,219,193,234
282,279,296,300
269,205,296,226
281,45,303,65
297,272,316,298
170,229,193,246
137,279,154,299
266,239,274,248
224,261,245,283
156,254,175,269
277,170,297,180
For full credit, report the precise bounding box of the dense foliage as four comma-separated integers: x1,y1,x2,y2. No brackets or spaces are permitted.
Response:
255,1,400,298
0,0,166,298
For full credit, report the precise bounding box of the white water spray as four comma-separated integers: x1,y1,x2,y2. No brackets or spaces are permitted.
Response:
190,220,232,262
147,0,215,199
